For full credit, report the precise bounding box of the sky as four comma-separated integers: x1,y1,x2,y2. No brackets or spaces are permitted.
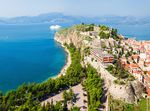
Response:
0,0,150,17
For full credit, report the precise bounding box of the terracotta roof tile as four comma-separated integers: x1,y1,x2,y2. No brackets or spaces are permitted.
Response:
129,64,139,68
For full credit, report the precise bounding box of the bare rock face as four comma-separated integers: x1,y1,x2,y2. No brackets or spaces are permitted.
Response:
55,29,83,48
108,80,144,103
109,82,135,103
131,80,144,99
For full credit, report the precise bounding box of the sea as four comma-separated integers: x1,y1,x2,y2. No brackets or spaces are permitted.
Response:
0,23,149,93
0,23,68,93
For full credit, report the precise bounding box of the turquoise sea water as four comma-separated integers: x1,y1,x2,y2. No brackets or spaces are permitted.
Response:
109,24,150,40
0,23,149,93
0,23,67,93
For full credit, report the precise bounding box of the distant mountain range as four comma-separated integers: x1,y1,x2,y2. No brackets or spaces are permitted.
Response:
0,12,150,25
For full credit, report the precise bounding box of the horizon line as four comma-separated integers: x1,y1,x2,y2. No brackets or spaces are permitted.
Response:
0,12,149,19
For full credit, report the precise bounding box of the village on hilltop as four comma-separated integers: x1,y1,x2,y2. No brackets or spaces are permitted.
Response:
81,24,150,97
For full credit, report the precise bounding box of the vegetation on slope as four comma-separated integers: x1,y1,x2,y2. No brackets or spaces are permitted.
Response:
83,64,103,111
0,43,84,111
106,61,135,82
109,95,150,111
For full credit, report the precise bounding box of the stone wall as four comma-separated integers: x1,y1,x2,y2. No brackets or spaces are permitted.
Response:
84,56,144,103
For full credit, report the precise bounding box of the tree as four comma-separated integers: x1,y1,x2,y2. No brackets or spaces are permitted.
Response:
63,91,68,111
99,25,109,31
55,102,63,111
68,88,74,105
106,65,114,72
0,91,3,104
111,28,120,40
50,100,55,111
45,102,51,111
99,31,109,39
70,106,80,111
84,65,102,111
111,28,118,37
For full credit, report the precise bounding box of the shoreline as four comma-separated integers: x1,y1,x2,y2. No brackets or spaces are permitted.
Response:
52,38,71,79
2,37,71,93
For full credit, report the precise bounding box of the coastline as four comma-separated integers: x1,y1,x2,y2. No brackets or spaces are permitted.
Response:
52,37,71,79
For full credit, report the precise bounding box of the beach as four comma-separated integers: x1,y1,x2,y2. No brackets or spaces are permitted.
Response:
53,37,71,78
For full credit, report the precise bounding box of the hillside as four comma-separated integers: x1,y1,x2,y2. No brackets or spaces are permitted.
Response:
55,24,147,110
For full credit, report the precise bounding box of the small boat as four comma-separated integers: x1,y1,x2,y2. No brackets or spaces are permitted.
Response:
49,25,61,30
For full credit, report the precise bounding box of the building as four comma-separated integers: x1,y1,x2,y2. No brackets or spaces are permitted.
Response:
80,31,98,37
144,72,150,97
120,58,127,67
131,54,140,63
91,48,114,63
128,64,143,83
145,58,150,66
140,53,147,61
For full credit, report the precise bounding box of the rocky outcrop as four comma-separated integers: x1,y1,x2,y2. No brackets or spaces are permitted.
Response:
109,80,144,103
55,29,84,48
109,83,135,103
131,80,144,99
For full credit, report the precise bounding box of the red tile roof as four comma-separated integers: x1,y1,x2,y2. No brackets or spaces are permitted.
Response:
129,64,139,68
145,76,150,82
132,54,139,59
146,88,150,96
147,72,150,77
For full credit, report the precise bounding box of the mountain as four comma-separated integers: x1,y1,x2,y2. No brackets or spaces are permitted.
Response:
0,13,150,25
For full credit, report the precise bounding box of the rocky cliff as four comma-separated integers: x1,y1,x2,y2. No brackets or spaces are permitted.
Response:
109,81,144,103
55,27,84,48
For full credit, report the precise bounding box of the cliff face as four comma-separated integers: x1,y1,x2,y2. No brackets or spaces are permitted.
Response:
109,83,135,103
131,80,144,99
55,28,83,48
109,81,144,103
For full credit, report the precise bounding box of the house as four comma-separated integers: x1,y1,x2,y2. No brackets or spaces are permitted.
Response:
146,87,150,97
128,64,143,82
140,45,146,53
145,58,150,66
146,50,150,58
140,53,146,61
128,64,141,74
133,47,140,54
132,54,140,63
91,48,114,63
144,72,150,97
120,58,127,67
128,57,133,63
102,54,114,63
